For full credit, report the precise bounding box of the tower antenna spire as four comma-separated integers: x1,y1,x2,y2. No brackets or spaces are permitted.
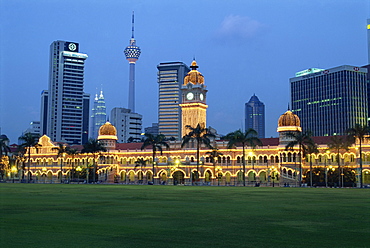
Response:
131,11,135,39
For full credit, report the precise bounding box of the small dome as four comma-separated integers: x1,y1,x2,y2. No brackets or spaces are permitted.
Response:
278,110,300,127
184,60,204,85
99,122,117,136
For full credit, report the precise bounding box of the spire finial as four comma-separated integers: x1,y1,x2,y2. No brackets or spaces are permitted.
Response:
288,103,290,111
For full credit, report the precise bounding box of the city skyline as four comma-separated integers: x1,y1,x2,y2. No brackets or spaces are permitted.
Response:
0,0,369,143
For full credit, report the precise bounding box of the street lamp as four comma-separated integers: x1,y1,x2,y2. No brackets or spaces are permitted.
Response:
76,166,82,184
11,166,17,183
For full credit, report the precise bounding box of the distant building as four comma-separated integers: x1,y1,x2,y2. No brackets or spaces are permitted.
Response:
144,123,159,136
90,90,107,139
110,107,142,143
367,19,370,64
290,65,368,136
157,62,190,140
245,94,265,138
41,40,90,145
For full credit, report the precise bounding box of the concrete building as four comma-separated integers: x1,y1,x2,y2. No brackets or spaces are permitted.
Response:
41,40,90,145
290,65,368,136
110,107,142,143
144,123,159,136
124,12,141,113
157,62,190,140
90,90,107,139
245,94,265,138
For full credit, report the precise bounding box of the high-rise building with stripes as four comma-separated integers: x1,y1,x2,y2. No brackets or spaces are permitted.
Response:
245,94,265,138
41,40,90,145
157,62,190,140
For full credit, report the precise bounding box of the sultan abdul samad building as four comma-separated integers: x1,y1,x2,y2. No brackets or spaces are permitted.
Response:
18,61,370,187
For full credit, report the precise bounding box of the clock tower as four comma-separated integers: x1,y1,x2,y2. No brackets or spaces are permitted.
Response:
179,60,208,137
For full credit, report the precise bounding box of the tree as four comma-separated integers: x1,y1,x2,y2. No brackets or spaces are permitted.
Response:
19,133,40,182
285,130,314,187
135,158,147,170
0,136,11,179
81,139,106,183
306,142,319,187
347,124,369,188
181,124,215,182
52,143,70,183
66,148,79,180
206,147,223,179
327,136,352,187
141,133,169,184
225,129,262,186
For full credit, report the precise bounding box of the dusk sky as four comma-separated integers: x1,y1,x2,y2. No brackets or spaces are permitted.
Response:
0,0,369,143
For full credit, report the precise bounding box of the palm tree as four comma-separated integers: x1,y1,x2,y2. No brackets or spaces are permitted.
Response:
327,135,352,187
141,133,169,184
0,136,11,179
347,124,369,188
52,143,69,183
135,158,147,170
66,148,79,181
206,147,223,179
306,141,319,187
225,129,262,186
285,130,314,187
181,124,215,182
81,139,106,183
19,133,40,182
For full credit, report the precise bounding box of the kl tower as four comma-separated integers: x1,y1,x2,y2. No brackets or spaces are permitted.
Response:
124,11,141,113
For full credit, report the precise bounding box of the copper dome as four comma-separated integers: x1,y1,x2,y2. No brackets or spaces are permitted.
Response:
278,110,301,127
99,122,117,136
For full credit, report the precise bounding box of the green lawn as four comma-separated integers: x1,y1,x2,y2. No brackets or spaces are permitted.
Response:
0,184,369,248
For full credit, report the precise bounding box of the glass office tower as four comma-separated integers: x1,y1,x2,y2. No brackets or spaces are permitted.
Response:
290,65,368,136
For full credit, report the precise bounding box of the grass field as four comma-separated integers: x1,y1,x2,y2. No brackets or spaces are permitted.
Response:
0,184,369,248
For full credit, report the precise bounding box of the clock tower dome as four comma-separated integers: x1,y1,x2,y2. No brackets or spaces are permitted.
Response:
179,60,208,137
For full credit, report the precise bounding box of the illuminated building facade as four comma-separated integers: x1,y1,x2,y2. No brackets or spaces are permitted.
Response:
157,62,190,140
42,40,90,145
110,107,142,143
90,90,107,139
18,110,370,187
368,19,370,64
245,94,265,138
124,12,141,113
179,60,208,137
290,65,368,136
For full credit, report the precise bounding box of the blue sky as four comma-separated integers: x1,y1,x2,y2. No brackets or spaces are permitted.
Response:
0,0,369,143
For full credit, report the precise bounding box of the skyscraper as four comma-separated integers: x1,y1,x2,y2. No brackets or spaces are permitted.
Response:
245,94,265,138
90,90,107,139
290,65,368,136
157,62,190,140
110,107,142,143
124,12,141,113
42,40,90,145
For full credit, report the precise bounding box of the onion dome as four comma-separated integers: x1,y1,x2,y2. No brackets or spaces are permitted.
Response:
184,60,204,85
98,122,117,140
277,110,302,132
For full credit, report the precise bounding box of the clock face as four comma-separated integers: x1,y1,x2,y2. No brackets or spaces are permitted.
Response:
200,93,204,101
68,43,77,51
186,92,194,100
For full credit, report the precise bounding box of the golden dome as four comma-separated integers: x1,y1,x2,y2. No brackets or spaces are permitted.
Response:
99,122,117,136
278,110,301,127
184,60,204,85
